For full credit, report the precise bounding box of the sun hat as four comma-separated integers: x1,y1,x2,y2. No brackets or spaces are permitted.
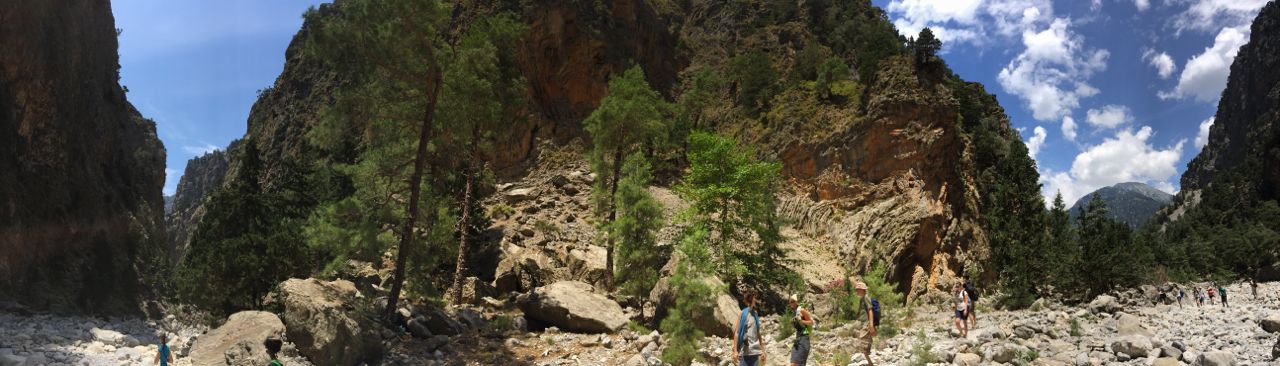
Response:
855,282,868,291
788,293,799,302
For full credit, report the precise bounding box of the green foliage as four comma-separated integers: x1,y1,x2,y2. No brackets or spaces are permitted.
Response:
533,219,560,237
985,138,1050,308
774,312,794,342
1077,193,1149,296
490,203,515,219
832,352,852,366
174,143,319,314
728,49,778,115
660,229,716,366
863,263,904,338
908,331,939,366
1015,348,1039,366
790,41,827,82
677,132,796,288
1068,317,1082,337
610,152,667,299
674,69,723,151
815,57,851,101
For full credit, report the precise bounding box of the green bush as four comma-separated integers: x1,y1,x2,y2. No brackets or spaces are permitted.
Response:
908,331,939,366
660,229,716,366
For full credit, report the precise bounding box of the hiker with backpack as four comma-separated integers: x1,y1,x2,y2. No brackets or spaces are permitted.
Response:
1218,283,1228,307
733,288,766,366
787,294,814,366
1207,286,1217,305
849,278,877,366
963,276,978,328
953,282,970,338
152,334,173,366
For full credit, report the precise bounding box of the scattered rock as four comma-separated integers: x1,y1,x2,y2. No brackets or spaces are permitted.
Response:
1260,314,1280,333
1111,335,1152,358
90,327,126,345
1089,295,1121,314
1196,351,1234,366
1153,357,1181,366
518,281,628,333
504,188,537,203
953,352,981,366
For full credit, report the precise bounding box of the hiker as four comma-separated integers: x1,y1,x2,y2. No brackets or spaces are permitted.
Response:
851,279,876,366
953,282,970,338
1208,286,1216,305
1218,283,1228,307
1196,287,1205,307
1253,280,1259,300
264,335,283,366
1176,287,1185,309
963,276,978,328
788,294,814,366
153,334,173,366
733,288,766,366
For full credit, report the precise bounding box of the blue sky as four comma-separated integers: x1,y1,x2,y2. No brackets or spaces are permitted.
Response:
112,0,329,195
871,0,1270,205
114,0,1268,204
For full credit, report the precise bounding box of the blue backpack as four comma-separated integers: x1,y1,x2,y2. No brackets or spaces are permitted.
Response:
870,299,881,327
735,307,760,352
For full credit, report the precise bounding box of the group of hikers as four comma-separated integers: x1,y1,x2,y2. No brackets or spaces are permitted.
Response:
1172,280,1261,308
732,276,979,366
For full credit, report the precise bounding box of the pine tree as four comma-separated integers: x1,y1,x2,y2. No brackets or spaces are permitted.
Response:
985,139,1047,308
660,228,716,366
609,152,666,299
728,49,778,115
1045,192,1081,294
677,132,794,288
914,27,942,67
438,14,527,305
583,65,670,286
302,0,452,318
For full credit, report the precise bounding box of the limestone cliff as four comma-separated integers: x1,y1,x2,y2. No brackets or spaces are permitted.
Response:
166,148,231,264
0,0,167,313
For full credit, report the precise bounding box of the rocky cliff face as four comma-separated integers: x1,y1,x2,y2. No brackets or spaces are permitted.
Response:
1180,1,1280,202
166,149,230,264
0,0,167,313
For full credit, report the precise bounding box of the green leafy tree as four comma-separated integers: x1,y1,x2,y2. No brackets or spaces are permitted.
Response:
609,152,666,299
302,0,452,318
984,139,1047,308
728,49,778,115
677,132,794,288
815,56,850,101
660,228,716,366
790,41,826,82
1077,193,1145,296
583,65,671,284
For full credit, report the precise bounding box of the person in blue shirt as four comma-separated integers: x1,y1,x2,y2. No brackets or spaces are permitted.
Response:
153,334,173,366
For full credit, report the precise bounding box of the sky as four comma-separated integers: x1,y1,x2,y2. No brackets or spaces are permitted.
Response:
870,0,1270,205
112,0,329,195
114,0,1269,204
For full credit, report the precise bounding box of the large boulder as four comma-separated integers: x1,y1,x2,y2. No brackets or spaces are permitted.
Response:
518,281,628,333
493,243,557,294
1196,351,1234,366
1089,295,1122,314
648,276,739,337
1260,314,1280,333
1116,313,1154,338
1111,335,1152,358
953,353,981,366
189,311,285,366
565,245,610,289
278,278,382,366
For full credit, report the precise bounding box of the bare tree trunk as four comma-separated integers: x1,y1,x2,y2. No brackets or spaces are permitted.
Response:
450,126,481,305
384,66,442,321
605,148,623,289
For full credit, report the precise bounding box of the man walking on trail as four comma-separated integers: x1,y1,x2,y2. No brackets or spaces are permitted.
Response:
963,276,978,328
733,288,766,366
788,294,814,366
1218,283,1228,307
1253,280,1260,300
851,279,876,366
1176,287,1185,309
953,282,970,338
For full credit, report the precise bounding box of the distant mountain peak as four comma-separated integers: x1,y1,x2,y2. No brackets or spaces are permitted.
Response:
1069,182,1174,228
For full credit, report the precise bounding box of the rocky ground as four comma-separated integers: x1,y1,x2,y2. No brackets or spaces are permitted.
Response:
2,281,1277,365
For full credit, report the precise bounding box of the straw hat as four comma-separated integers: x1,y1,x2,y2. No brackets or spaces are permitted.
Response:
854,282,868,291
788,293,799,303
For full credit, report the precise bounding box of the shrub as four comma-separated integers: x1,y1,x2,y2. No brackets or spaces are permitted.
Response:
908,331,940,366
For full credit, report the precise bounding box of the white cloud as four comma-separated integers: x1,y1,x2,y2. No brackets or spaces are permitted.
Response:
1153,181,1178,194
1195,117,1215,148
1170,0,1269,34
1085,105,1133,129
1134,0,1151,11
1160,26,1249,102
183,143,221,156
1062,116,1079,141
1026,126,1048,157
998,18,1110,122
1040,126,1186,203
1091,0,1103,11
1143,49,1178,79
886,0,1054,47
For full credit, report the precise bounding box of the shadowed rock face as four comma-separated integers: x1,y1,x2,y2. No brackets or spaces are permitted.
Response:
0,0,166,313
1181,1,1280,200
166,149,230,264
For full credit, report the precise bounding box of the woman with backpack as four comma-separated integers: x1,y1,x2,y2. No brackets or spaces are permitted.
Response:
953,282,970,338
152,334,173,366
733,289,766,366
787,294,814,366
